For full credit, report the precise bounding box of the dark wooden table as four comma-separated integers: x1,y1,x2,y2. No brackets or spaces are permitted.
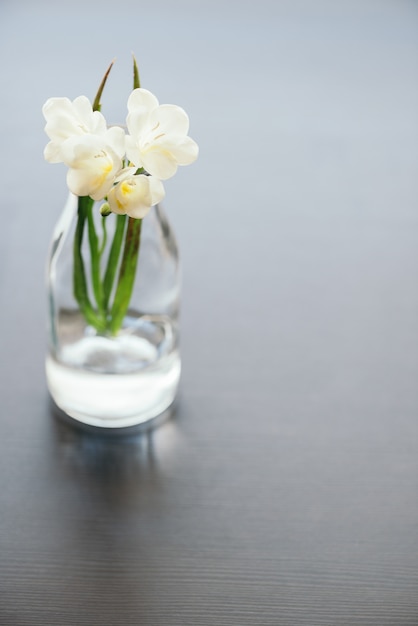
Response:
1,1,417,624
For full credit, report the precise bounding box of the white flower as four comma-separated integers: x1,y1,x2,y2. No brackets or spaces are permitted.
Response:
60,133,124,201
125,88,198,180
42,96,108,163
107,174,165,219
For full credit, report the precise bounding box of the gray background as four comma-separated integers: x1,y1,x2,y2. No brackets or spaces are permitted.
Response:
0,1,417,624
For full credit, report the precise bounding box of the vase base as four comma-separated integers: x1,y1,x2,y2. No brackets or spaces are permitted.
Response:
49,397,174,434
46,347,181,429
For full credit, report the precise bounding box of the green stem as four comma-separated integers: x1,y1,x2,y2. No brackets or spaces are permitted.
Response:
99,215,108,257
103,214,127,312
73,196,106,332
108,217,142,335
86,203,105,319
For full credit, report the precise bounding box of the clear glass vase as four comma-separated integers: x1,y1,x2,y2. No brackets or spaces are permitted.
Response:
45,193,181,429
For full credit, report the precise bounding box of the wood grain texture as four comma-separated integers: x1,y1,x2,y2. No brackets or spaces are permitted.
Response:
0,1,418,624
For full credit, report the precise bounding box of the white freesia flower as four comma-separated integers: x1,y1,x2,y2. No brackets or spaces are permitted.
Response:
125,88,198,180
107,174,165,219
60,134,124,201
42,95,108,163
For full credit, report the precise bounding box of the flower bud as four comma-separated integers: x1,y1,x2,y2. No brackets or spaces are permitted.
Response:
100,202,111,216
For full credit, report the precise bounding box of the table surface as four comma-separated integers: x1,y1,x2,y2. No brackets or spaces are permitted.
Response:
1,1,418,624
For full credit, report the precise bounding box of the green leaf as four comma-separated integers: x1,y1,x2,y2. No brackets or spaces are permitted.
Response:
133,54,141,89
92,59,115,112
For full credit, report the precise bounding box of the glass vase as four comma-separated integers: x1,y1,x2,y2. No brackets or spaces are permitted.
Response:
45,193,181,429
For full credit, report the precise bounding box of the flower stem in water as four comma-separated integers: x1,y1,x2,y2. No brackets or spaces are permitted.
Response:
86,202,105,320
108,217,142,335
73,196,106,332
103,214,127,312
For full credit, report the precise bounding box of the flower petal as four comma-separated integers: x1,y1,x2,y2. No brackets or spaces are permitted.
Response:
126,110,152,141
44,141,63,163
141,150,178,180
114,166,138,182
72,96,97,129
148,104,190,136
127,88,159,114
147,176,165,205
42,97,73,122
105,125,126,159
123,88,198,178
125,134,144,168
42,95,107,163
155,135,199,165
108,174,165,219
62,134,121,199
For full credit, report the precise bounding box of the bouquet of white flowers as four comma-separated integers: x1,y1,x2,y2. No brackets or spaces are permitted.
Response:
43,57,198,335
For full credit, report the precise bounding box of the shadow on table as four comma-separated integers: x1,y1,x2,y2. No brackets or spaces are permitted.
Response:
48,398,182,511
